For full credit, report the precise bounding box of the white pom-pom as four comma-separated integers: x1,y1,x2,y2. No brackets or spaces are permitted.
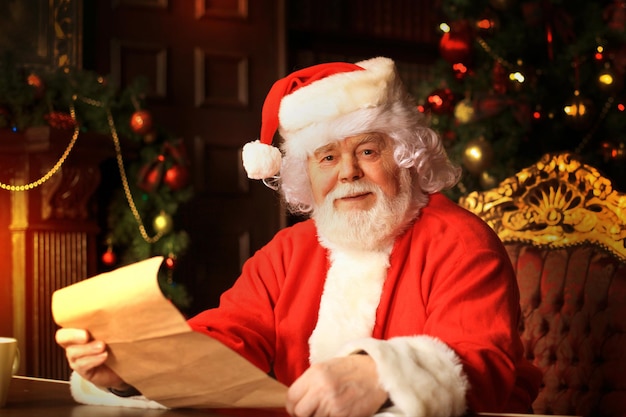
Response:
242,140,282,180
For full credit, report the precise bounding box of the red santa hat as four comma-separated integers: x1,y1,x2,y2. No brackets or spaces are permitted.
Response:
242,57,413,180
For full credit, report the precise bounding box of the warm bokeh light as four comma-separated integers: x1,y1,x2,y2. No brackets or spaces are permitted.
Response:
509,71,525,84
598,72,614,86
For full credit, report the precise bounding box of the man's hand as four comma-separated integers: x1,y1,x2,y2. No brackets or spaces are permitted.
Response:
286,354,389,417
55,328,127,390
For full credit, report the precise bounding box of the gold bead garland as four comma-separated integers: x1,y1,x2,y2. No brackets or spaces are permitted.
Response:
0,90,165,244
0,104,80,191
76,95,164,243
103,104,164,244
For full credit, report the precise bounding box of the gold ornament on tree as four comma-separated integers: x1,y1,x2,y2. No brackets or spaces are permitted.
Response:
153,210,173,234
454,98,475,124
462,136,494,176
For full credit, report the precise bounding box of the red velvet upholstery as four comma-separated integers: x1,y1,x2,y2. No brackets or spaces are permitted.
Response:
458,153,626,416
506,243,626,416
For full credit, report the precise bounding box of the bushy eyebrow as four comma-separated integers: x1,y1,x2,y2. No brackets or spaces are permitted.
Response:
312,133,386,157
357,133,386,147
313,142,337,156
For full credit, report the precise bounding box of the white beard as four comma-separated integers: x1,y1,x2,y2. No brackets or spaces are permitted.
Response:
312,169,414,252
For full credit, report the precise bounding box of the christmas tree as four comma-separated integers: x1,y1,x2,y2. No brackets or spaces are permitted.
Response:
419,0,626,200
0,54,193,308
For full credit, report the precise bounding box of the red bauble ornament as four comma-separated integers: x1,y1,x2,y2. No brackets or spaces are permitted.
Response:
439,20,473,65
130,110,153,135
138,156,165,192
163,164,190,190
101,248,117,266
424,88,457,115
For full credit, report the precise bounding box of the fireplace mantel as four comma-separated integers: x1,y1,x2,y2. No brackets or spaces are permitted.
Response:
0,126,113,380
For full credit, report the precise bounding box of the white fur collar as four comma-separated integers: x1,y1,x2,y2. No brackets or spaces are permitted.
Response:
308,246,392,363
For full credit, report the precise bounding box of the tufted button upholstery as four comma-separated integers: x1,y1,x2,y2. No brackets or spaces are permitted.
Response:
458,153,626,417
506,243,626,416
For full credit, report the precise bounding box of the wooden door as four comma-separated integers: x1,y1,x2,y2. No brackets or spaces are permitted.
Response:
89,0,285,316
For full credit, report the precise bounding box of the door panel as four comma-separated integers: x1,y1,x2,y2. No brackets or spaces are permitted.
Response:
91,0,284,316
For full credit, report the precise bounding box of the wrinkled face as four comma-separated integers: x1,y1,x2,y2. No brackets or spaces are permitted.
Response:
307,133,400,213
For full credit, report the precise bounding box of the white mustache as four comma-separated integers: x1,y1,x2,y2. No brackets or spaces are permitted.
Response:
326,182,379,201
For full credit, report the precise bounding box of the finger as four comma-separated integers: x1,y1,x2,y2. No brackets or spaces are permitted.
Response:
287,377,318,417
55,328,90,347
285,378,305,415
65,340,107,367
289,395,318,417
70,350,108,374
65,340,106,359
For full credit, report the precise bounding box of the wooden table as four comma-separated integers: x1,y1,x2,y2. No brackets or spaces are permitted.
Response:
1,376,289,417
2,376,576,417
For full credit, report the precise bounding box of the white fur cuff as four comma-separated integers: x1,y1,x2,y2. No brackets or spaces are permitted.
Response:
338,336,468,417
69,371,167,409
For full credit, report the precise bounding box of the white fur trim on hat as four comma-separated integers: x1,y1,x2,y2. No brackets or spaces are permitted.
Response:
337,336,469,417
242,139,282,179
69,371,167,409
279,57,414,157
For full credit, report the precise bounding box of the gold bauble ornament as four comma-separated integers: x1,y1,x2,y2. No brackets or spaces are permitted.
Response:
153,210,173,234
462,137,494,176
454,99,475,124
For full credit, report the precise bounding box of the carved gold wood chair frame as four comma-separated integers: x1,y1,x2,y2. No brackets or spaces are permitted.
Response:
459,152,626,261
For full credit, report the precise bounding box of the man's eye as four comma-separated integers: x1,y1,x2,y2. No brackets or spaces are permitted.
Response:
322,155,334,162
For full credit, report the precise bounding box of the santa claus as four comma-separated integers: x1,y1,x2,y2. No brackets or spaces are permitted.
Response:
58,57,541,416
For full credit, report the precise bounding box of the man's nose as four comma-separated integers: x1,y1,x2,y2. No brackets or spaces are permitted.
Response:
339,156,363,182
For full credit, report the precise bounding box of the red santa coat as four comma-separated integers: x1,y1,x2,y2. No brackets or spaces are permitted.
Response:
188,193,541,415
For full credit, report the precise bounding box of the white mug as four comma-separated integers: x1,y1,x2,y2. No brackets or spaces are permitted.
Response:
0,337,20,408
